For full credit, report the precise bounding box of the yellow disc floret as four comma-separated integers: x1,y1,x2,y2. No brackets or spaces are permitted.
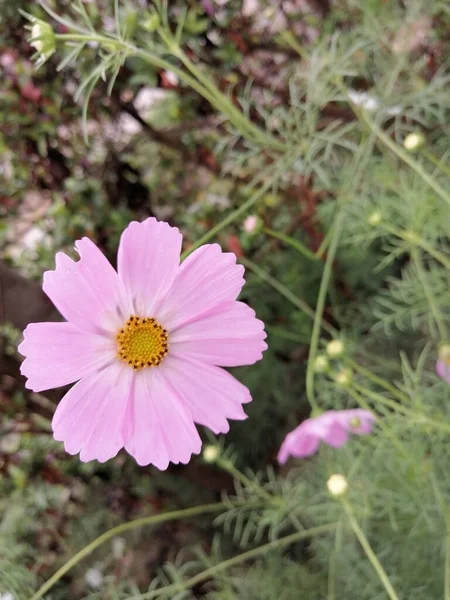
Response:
116,316,169,370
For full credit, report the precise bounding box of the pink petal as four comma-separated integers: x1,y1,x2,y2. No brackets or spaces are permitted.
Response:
117,218,182,317
159,355,250,434
43,238,122,334
437,359,450,384
170,302,267,366
52,361,133,463
18,322,116,392
124,368,201,469
277,426,320,463
323,422,349,448
157,244,245,331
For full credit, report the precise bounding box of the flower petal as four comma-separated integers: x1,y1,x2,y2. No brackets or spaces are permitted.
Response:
159,355,251,434
52,361,133,463
277,427,320,463
170,302,267,366
157,244,245,331
43,238,122,334
18,322,116,392
117,218,182,317
437,359,450,384
322,422,349,448
124,368,201,469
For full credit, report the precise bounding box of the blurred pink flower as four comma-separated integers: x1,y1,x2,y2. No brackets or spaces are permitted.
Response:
202,0,216,16
278,409,375,463
19,218,267,468
436,360,450,383
244,215,259,234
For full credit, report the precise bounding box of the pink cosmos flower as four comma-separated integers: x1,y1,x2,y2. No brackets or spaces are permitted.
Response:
277,409,375,463
19,218,267,468
437,360,450,383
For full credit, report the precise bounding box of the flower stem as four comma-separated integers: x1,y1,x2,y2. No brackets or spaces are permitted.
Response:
130,523,337,599
263,227,320,261
344,358,409,403
306,207,346,410
216,457,276,504
342,499,400,600
27,502,242,600
411,247,448,342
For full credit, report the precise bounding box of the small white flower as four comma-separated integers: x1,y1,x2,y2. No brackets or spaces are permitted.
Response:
1,593,15,600
327,474,348,496
326,339,345,358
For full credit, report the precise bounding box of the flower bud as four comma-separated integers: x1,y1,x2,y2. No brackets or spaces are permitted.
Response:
335,368,353,387
327,474,348,496
368,211,382,226
403,132,425,152
243,215,261,235
30,21,55,64
326,339,345,358
203,445,219,463
439,344,450,362
313,355,329,373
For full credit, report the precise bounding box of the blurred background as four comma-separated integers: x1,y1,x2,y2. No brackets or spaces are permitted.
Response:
1,0,449,598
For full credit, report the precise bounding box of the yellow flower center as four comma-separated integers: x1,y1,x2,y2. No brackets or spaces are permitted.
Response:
116,316,169,370
349,417,361,428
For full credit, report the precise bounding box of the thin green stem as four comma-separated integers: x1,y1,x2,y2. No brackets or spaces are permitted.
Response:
266,325,309,344
27,503,237,600
343,500,400,600
344,358,409,403
240,257,336,337
412,248,449,342
351,381,410,415
421,149,450,180
132,523,337,599
306,208,346,410
264,227,319,261
351,105,450,209
216,457,275,504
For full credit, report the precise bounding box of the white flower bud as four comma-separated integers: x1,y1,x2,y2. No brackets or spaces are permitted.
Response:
403,132,425,152
29,21,55,64
335,368,353,387
326,339,345,358
368,211,382,226
327,474,348,496
203,445,219,463
313,355,329,373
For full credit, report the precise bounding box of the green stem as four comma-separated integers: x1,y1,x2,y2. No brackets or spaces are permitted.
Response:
27,502,237,600
132,523,337,600
342,500,400,600
344,358,409,403
266,325,309,343
306,208,346,410
421,148,450,180
355,109,450,210
240,257,336,337
53,30,282,151
264,227,319,261
216,457,275,504
351,381,410,415
412,248,448,342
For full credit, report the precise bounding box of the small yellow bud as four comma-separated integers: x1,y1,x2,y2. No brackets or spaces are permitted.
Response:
439,345,450,362
314,355,329,373
327,474,348,496
326,339,345,358
368,211,382,226
203,445,219,463
335,368,353,387
403,132,425,152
